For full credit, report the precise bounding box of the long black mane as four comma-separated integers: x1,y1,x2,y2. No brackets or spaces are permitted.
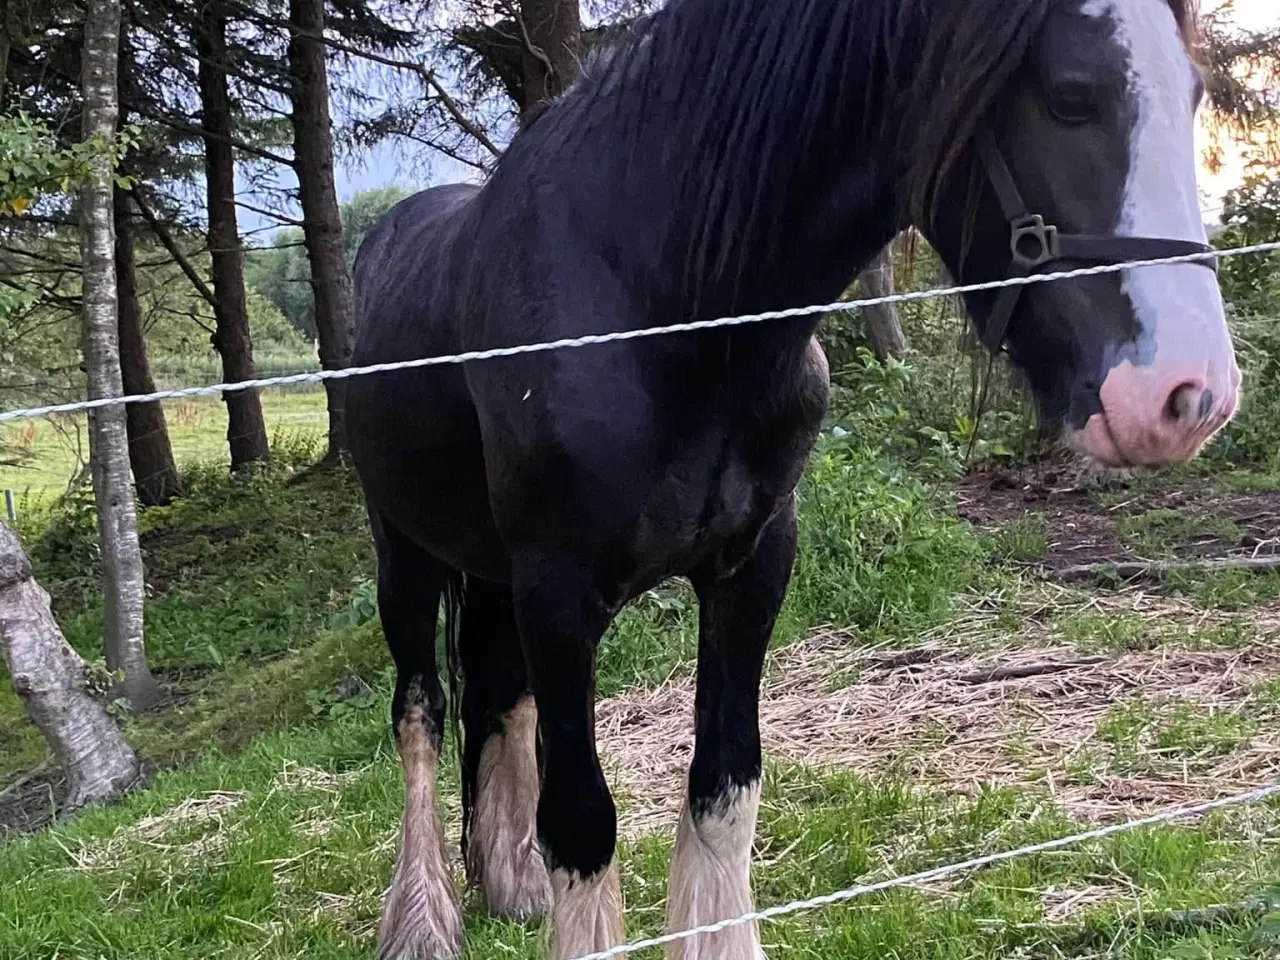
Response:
490,0,1057,314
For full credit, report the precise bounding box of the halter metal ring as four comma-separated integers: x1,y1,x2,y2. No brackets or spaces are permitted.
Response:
1010,214,1060,270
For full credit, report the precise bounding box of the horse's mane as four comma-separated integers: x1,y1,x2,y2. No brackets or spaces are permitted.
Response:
500,0,1199,309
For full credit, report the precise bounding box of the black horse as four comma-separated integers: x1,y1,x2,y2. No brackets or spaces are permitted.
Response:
347,0,1239,956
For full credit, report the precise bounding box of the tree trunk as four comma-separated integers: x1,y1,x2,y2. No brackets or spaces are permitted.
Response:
287,0,354,459
518,0,582,116
0,26,10,107
114,188,182,506
195,0,270,470
857,243,906,360
79,0,161,713
0,523,140,811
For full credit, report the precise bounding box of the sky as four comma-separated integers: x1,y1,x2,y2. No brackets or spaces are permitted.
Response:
1198,0,1279,216
240,0,1279,238
1209,0,1274,31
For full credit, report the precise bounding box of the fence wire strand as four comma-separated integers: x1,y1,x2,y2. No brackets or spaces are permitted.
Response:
2,239,1279,425
569,783,1280,960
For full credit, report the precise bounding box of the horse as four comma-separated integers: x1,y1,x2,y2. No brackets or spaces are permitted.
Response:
345,0,1239,956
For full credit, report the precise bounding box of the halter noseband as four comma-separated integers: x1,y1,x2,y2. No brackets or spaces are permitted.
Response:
974,129,1217,353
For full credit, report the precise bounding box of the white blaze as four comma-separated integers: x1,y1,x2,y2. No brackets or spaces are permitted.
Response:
1084,0,1231,374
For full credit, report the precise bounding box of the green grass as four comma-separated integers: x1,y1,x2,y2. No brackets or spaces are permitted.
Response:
0,456,375,783
1053,609,1255,654
983,514,1049,562
1119,509,1244,557
1097,698,1259,773
148,346,321,389
0,710,1276,960
0,389,328,505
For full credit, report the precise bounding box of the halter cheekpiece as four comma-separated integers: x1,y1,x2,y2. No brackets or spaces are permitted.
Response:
975,129,1218,353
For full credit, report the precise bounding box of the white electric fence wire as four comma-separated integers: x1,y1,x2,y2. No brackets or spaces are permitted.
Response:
569,783,1280,960
2,240,1279,425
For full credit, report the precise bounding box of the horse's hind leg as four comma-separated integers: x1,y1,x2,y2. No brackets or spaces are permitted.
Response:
458,576,550,919
371,514,463,960
665,505,798,960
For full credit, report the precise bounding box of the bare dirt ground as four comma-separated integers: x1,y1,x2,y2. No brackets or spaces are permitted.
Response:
957,461,1280,570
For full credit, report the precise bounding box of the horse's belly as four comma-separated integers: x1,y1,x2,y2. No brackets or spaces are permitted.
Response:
350,419,511,582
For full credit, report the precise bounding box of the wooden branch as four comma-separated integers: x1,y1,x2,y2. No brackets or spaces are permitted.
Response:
1051,555,1280,583
234,199,305,227
952,657,1109,684
0,761,52,801
121,0,294,97
321,37,501,159
510,3,557,87
7,47,293,167
391,129,492,174
129,189,220,312
138,108,293,167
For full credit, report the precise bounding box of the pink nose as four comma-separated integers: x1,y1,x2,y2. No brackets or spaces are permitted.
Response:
1075,366,1239,468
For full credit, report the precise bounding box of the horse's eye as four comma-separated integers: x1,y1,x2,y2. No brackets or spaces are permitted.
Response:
1047,83,1100,125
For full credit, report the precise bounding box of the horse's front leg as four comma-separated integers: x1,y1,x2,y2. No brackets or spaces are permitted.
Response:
667,503,798,960
513,555,623,960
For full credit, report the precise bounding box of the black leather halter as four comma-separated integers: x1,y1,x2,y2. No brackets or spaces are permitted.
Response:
975,129,1217,353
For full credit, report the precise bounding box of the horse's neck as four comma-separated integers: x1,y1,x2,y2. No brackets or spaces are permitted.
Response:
660,0,908,323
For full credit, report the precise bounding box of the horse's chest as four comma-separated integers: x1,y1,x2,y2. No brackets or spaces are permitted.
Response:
627,443,773,582
631,347,828,582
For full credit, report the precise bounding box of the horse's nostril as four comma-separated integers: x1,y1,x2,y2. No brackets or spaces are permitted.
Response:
1165,383,1196,423
1198,388,1215,421
1164,382,1209,424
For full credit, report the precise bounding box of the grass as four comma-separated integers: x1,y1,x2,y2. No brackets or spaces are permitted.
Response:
147,345,321,389
0,389,328,505
1097,698,1260,772
1052,606,1258,654
1119,509,1244,558
0,452,375,784
984,514,1049,562
0,708,1276,960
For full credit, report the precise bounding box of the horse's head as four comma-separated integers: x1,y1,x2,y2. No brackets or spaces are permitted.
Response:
920,0,1238,468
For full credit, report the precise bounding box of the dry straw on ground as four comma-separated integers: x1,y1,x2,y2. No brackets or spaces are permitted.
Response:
597,626,1280,836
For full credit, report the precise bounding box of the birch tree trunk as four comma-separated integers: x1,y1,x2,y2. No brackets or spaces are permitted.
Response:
0,525,140,811
857,243,906,360
287,0,354,459
80,0,161,712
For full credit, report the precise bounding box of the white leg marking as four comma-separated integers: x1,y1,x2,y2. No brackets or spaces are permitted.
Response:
467,696,552,918
547,863,624,960
665,781,765,960
378,718,463,960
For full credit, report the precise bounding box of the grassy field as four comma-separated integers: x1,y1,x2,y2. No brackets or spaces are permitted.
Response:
2,371,1280,959
0,388,328,506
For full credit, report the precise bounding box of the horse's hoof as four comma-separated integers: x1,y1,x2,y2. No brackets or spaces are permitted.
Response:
377,861,464,960
546,863,624,960
482,839,552,920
